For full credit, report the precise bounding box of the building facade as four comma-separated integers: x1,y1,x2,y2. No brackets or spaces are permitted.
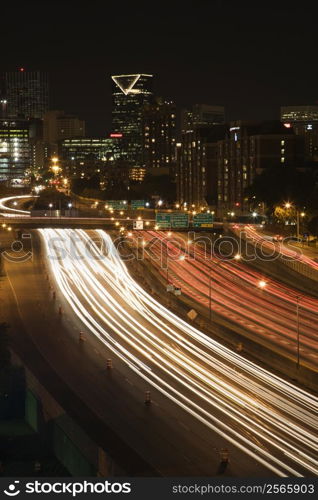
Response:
111,74,153,169
44,110,85,152
5,69,49,119
61,137,122,178
176,125,225,207
181,104,225,133
217,121,304,215
142,97,177,174
0,119,30,181
280,105,318,161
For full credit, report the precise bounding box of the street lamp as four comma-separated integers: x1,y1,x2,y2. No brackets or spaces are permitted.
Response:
283,290,303,369
284,202,305,240
208,259,222,322
49,203,53,216
208,254,241,322
256,278,302,368
258,280,267,289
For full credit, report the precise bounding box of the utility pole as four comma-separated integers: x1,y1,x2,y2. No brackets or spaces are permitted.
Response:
209,271,212,322
296,295,300,369
296,210,300,240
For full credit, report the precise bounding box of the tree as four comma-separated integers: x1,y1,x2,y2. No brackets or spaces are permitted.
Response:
273,205,296,224
246,167,318,214
308,216,318,237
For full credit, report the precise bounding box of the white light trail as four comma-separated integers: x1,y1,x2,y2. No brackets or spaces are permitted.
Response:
39,228,318,477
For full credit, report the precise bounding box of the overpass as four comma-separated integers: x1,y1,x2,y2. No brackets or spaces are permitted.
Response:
0,195,225,230
0,216,226,231
0,216,148,229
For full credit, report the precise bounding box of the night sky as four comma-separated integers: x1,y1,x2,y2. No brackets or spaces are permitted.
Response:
2,0,318,135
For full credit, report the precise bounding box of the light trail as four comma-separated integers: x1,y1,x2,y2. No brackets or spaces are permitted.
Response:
38,228,318,477
0,195,32,215
237,224,318,272
138,230,318,367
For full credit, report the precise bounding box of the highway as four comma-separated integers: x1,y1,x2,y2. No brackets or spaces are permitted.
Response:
233,224,318,272
37,228,318,477
137,231,318,369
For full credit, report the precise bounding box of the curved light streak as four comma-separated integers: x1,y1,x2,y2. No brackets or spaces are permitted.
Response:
39,228,318,477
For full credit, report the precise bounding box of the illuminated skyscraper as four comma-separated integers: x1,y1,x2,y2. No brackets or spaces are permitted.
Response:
5,69,49,119
0,119,30,181
111,74,153,169
142,97,177,173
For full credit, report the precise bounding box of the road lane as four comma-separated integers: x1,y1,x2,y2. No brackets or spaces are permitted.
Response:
38,228,318,477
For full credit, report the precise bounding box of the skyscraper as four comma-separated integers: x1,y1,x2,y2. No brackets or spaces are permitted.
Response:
5,69,49,119
0,118,30,181
111,74,153,169
142,97,177,173
176,125,225,208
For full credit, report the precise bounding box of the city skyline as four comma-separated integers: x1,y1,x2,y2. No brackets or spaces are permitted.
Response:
2,1,318,135
1,0,318,487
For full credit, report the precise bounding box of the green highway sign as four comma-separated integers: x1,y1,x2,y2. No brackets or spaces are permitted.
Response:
171,212,189,228
106,200,128,210
192,213,214,228
131,200,145,209
155,213,171,229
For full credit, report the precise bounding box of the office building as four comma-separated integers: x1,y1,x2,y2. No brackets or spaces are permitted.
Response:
5,69,49,119
142,97,177,174
0,119,30,181
176,125,226,207
44,110,85,152
61,137,122,178
111,74,153,168
217,121,304,215
181,104,225,133
29,118,48,173
281,105,318,160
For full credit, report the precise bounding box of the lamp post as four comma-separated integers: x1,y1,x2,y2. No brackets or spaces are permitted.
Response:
296,295,300,369
208,254,241,323
284,202,306,240
49,203,53,217
256,276,302,369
